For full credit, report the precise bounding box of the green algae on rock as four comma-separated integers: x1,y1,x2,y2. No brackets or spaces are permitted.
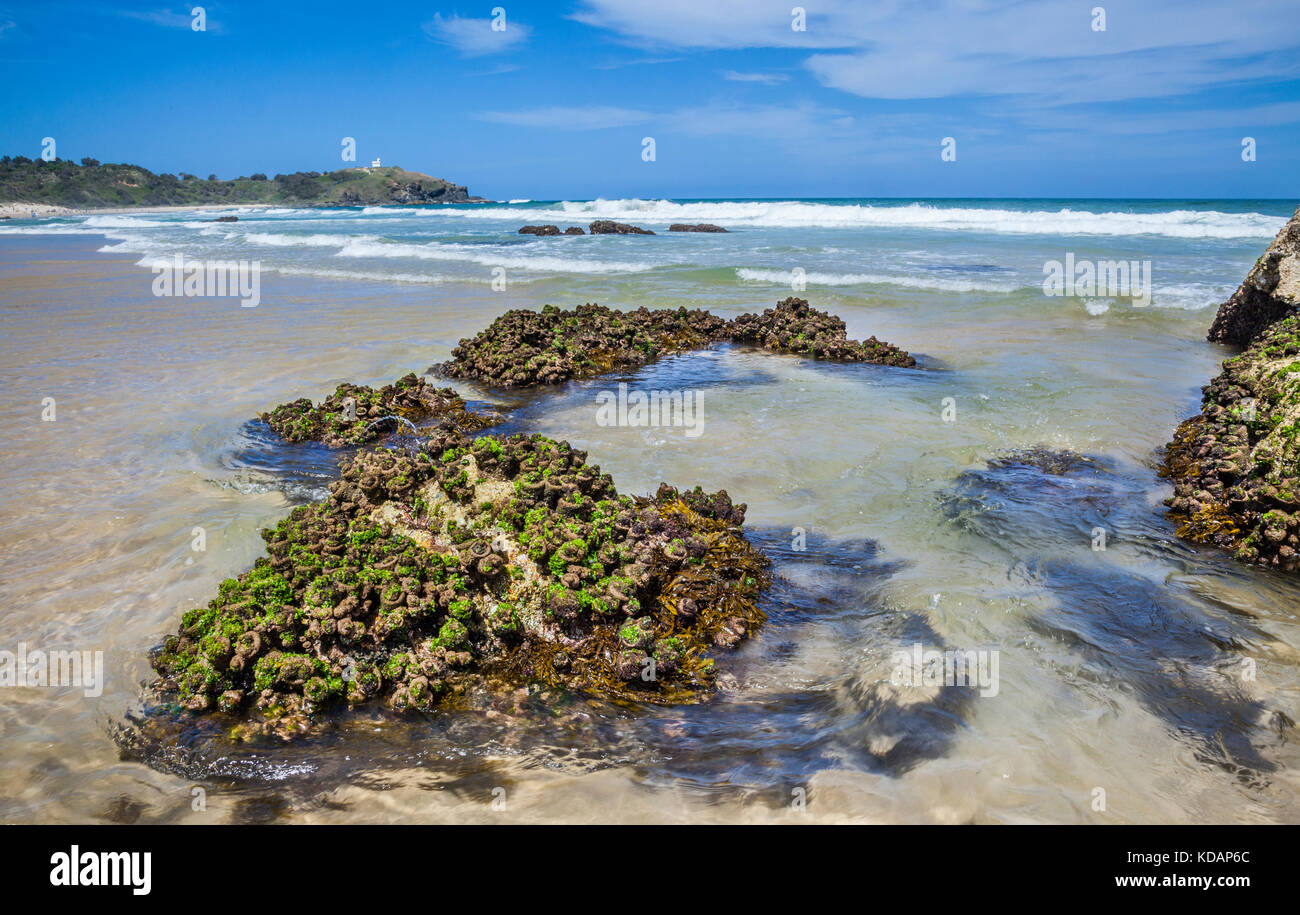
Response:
438,302,731,388
260,372,495,447
435,298,914,388
729,297,916,367
151,430,769,738
1162,314,1300,571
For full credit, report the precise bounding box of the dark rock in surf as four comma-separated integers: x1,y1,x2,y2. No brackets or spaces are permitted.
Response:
589,220,654,235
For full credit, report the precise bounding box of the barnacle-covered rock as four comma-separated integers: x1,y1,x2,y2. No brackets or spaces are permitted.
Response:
437,302,731,388
260,372,495,447
1162,314,1300,571
151,431,769,738
435,298,913,388
729,297,916,367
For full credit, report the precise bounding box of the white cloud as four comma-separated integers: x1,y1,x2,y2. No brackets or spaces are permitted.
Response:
423,13,529,57
477,106,654,130
118,8,209,29
571,0,859,49
722,70,787,85
574,0,1300,105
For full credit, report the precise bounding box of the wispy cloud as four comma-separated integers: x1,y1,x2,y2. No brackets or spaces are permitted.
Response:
590,55,681,70
423,13,529,57
472,63,521,76
571,0,853,49
722,70,787,85
476,102,846,138
575,0,1300,107
118,7,210,30
477,106,653,130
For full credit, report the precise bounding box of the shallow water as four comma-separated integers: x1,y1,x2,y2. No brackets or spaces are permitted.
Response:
1,200,1298,823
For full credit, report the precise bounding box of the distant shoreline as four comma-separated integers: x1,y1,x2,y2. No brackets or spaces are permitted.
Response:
0,202,290,219
0,201,500,219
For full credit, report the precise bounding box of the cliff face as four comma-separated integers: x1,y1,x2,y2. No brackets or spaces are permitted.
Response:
1206,204,1300,345
1163,205,1300,571
329,166,482,206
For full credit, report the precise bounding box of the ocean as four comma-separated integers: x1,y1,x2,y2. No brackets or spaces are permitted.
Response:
1,197,1298,823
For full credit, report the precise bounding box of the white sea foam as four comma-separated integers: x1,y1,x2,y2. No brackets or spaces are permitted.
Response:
240,232,346,247
411,198,1283,239
736,266,1021,293
333,237,654,274
1148,282,1236,310
269,265,451,284
82,215,171,228
1065,282,1232,313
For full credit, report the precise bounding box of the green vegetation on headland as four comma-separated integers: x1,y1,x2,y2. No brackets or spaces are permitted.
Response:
1162,204,1300,571
0,155,480,209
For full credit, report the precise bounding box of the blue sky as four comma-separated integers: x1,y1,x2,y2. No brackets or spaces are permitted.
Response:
2,0,1298,199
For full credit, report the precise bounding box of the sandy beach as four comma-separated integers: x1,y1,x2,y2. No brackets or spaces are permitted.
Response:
0,202,287,219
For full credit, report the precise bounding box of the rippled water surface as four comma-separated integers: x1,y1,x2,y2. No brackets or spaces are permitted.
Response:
1,197,1298,823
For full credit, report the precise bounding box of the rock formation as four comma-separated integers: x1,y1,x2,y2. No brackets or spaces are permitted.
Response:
1164,206,1300,571
1207,204,1300,345
151,430,768,737
589,220,654,235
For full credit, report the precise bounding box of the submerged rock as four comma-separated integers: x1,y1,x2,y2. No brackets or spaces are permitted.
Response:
1163,314,1300,571
730,297,917,367
1207,204,1300,345
151,431,768,737
438,302,731,387
589,220,654,235
669,223,728,233
519,224,561,236
260,372,495,447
